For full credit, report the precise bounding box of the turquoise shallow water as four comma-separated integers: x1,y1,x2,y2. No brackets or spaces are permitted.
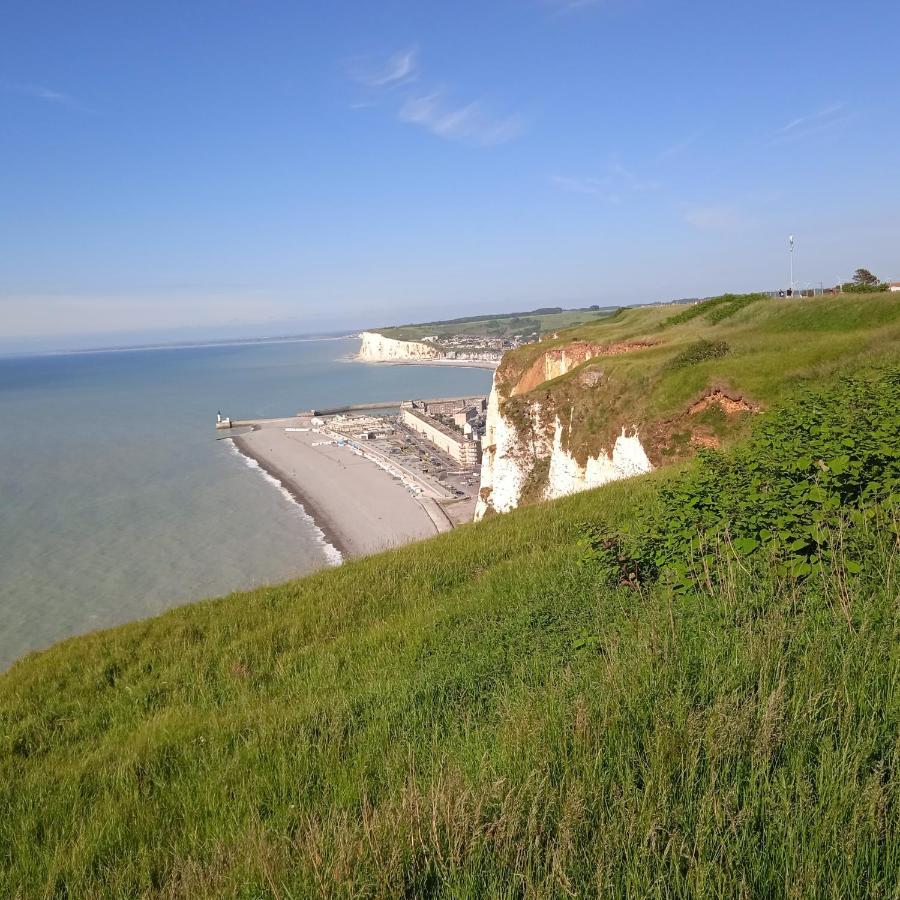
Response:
0,338,492,669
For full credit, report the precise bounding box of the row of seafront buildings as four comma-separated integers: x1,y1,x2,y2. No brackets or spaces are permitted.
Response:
400,396,487,466
420,334,523,363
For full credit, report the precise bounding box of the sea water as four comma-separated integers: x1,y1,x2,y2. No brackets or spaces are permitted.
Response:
0,337,492,669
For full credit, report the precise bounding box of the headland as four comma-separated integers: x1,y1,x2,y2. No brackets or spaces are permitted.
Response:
354,306,619,368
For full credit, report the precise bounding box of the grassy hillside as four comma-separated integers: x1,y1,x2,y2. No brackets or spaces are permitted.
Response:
495,292,900,467
2,365,899,897
378,306,617,342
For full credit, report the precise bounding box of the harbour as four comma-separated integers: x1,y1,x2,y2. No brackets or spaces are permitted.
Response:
219,392,489,558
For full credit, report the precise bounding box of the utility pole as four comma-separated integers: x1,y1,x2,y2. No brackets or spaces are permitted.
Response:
789,235,795,296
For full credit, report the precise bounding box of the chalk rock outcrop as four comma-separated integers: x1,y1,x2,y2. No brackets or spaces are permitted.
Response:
544,418,652,502
475,344,653,520
475,382,536,518
358,331,443,362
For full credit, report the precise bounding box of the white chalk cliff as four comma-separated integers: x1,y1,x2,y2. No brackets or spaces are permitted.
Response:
358,331,443,362
475,351,653,520
475,382,534,518
544,418,653,502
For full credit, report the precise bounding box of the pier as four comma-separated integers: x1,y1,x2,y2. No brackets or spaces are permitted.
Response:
304,395,483,417
215,395,487,428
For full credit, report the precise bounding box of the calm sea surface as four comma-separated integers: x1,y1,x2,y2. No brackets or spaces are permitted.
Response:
0,338,492,669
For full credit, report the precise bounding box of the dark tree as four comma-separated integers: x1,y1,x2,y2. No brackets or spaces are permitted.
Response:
852,268,879,286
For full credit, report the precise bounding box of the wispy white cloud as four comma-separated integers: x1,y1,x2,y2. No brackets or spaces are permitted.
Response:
398,92,525,146
683,205,744,231
348,47,418,89
779,102,843,133
551,161,659,202
657,132,701,161
608,161,659,193
767,102,850,146
347,47,526,148
5,82,85,109
543,0,610,14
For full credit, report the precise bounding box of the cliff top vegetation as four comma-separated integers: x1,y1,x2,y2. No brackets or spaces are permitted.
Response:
377,305,617,343
495,290,900,467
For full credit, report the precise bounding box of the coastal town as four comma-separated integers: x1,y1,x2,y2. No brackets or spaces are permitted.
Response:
222,392,489,560
218,309,633,560
415,333,522,362
325,394,487,518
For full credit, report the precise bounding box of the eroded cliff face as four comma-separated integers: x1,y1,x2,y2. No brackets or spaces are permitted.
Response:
474,343,653,520
358,331,443,362
544,419,652,501
475,382,534,518
511,339,652,396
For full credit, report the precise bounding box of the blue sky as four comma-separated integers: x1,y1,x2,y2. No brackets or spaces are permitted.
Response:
2,0,899,347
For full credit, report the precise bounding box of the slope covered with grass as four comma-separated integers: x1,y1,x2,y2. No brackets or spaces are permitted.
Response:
2,364,898,897
495,291,900,467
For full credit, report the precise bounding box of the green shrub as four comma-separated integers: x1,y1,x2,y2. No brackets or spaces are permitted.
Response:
841,283,889,294
666,339,730,370
581,368,900,590
661,293,767,328
706,292,766,322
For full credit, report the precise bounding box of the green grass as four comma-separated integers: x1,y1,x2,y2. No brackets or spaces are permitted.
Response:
658,292,768,327
2,468,898,896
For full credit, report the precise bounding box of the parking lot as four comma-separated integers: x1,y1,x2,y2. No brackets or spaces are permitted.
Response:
326,413,482,524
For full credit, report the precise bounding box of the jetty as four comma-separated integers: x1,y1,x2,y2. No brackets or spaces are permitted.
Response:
215,395,486,428
305,395,482,417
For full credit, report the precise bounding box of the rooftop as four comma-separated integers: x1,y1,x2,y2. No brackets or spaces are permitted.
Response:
403,408,479,447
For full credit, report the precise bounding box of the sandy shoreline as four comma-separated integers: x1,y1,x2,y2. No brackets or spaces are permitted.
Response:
232,419,442,561
230,434,348,560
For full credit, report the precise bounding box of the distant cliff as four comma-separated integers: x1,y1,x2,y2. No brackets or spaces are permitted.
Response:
357,331,443,362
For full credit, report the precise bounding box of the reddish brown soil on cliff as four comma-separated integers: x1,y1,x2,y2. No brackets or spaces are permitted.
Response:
512,340,656,396
688,389,758,416
643,387,759,465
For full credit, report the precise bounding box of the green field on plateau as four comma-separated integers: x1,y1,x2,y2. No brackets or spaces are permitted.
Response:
378,305,618,342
